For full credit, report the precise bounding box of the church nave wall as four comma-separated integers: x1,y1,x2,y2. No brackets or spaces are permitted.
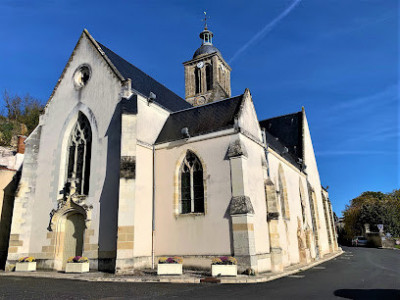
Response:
154,134,233,257
266,149,316,266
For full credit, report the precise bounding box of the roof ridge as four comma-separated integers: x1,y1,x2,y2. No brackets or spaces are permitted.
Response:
85,30,125,81
259,110,302,123
171,94,244,114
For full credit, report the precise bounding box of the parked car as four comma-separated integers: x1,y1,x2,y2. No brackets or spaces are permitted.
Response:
352,236,368,247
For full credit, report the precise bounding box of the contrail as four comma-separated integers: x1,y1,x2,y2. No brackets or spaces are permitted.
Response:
229,0,302,64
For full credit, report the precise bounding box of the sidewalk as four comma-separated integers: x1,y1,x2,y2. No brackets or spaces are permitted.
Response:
0,250,343,284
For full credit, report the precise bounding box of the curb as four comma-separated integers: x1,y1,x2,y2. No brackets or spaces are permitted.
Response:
220,249,343,284
0,250,343,285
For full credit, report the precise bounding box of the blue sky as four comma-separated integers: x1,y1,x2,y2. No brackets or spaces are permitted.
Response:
0,0,398,216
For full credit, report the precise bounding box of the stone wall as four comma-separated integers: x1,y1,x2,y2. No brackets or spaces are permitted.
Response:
6,32,123,271
184,52,231,105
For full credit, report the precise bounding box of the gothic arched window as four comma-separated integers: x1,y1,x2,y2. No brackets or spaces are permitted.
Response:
299,183,306,224
67,112,92,195
180,151,204,214
206,64,213,91
194,68,201,94
278,166,290,219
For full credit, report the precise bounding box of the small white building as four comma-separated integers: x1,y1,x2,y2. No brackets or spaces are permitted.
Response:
0,137,25,269
5,26,338,273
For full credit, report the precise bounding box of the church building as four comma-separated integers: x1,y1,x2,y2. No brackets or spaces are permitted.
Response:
4,24,338,273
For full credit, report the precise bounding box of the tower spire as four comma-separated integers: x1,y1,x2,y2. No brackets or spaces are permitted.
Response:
184,16,232,105
203,11,208,30
199,12,213,45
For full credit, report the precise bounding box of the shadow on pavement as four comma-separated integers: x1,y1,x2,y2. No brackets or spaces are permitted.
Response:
334,289,400,299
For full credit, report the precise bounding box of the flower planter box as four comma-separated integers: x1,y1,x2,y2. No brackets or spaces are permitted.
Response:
15,262,36,272
212,265,237,277
157,264,183,275
65,262,89,273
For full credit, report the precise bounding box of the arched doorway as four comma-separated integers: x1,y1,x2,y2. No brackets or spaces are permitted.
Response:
62,213,85,268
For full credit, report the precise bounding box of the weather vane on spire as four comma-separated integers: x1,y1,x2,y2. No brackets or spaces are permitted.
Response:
203,11,209,30
199,11,213,45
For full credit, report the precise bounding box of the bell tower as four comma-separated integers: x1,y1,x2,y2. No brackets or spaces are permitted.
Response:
183,14,232,106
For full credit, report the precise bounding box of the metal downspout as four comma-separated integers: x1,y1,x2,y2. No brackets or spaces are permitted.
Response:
151,145,156,269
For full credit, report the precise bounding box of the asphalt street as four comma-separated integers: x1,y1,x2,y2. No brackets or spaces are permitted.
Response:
0,246,399,299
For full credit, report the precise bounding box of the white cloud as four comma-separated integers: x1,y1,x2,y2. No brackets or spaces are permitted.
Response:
229,0,302,64
332,84,397,112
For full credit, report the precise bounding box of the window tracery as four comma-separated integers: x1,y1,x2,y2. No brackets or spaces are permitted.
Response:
67,112,92,195
180,151,204,214
299,182,306,224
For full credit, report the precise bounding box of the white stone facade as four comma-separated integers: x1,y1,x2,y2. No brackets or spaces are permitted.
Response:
3,28,338,274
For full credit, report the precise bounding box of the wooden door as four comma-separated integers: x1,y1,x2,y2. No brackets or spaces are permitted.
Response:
62,213,85,267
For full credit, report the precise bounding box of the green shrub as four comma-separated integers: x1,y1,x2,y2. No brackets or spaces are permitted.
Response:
0,122,14,146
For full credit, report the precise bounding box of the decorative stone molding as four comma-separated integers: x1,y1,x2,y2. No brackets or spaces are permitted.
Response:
73,64,91,90
267,212,279,220
229,196,254,215
120,79,133,99
264,178,275,186
120,156,135,179
47,181,93,232
227,139,248,158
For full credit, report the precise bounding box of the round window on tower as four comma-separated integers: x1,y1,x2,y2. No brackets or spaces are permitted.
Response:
73,64,91,89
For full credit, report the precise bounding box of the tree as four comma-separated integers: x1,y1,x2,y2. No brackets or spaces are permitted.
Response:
0,90,44,146
342,190,400,241
386,190,400,236
19,94,43,133
3,90,22,121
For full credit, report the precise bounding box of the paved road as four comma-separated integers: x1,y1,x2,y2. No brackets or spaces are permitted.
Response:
0,247,399,299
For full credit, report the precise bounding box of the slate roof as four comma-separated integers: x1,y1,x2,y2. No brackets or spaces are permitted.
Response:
264,131,300,167
193,44,222,59
156,95,244,144
97,42,192,112
259,111,303,168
